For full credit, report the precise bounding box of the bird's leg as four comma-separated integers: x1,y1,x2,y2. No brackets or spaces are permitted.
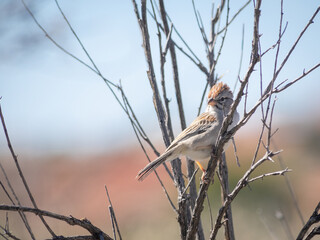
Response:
196,161,209,184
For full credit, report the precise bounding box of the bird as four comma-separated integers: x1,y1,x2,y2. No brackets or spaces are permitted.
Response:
137,82,239,181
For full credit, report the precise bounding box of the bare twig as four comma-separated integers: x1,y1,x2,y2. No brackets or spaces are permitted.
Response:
45,236,98,240
0,103,55,237
147,8,209,76
186,2,263,239
247,168,291,183
0,225,21,240
218,153,235,240
181,168,199,197
150,0,175,143
191,0,210,54
264,6,320,96
275,210,294,240
305,226,320,240
257,209,279,240
105,186,122,240
197,82,210,116
217,0,251,35
158,0,192,234
0,180,35,239
231,137,240,167
0,205,113,240
233,24,245,93
296,202,320,240
274,63,320,93
132,1,188,238
272,139,305,225
21,0,100,76
158,0,202,237
54,0,101,75
120,87,176,210
207,194,214,232
209,150,283,239
209,0,230,82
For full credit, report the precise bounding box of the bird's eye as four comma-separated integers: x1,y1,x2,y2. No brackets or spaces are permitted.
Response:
219,97,226,102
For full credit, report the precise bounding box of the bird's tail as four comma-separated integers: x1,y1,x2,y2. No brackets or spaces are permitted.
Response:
137,149,176,181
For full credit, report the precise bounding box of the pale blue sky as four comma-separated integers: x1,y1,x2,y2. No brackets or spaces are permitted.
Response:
0,1,319,156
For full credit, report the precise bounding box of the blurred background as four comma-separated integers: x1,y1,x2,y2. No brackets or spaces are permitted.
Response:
0,0,319,239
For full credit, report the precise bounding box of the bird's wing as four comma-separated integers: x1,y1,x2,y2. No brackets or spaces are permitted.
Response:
166,112,217,151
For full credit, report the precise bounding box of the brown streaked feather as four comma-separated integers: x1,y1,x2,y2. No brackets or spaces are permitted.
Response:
166,112,216,151
137,149,174,181
207,82,231,99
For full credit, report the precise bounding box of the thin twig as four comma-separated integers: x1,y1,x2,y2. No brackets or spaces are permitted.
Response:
120,87,176,211
231,137,240,167
0,225,21,240
305,226,320,240
105,186,122,240
296,202,320,240
264,6,320,97
186,2,263,239
191,0,210,54
158,1,191,236
0,205,113,240
0,181,35,239
257,209,279,240
209,0,230,81
275,210,294,240
209,150,283,239
181,168,199,197
150,0,175,144
206,194,214,232
21,0,99,76
218,153,235,240
0,103,55,237
233,24,245,93
54,0,101,75
147,8,209,76
217,0,251,35
247,168,291,183
197,82,210,116
272,139,305,225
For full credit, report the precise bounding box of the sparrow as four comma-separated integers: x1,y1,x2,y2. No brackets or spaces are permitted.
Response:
137,82,239,181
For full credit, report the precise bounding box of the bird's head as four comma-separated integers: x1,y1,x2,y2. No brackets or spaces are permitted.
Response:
207,82,234,111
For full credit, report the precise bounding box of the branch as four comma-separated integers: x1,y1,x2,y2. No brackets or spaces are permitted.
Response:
186,2,262,239
0,103,55,237
305,226,320,240
209,150,283,239
46,236,96,240
218,153,235,240
0,225,21,240
296,202,320,240
0,167,35,239
0,205,113,240
105,186,122,240
272,139,305,225
247,168,291,183
132,1,189,238
217,0,251,35
263,6,320,96
274,62,320,93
